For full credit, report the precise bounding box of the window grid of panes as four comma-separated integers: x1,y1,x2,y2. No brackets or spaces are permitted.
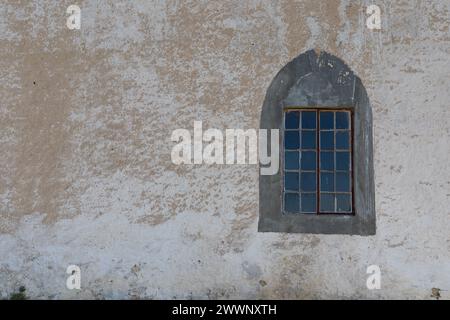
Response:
283,109,353,214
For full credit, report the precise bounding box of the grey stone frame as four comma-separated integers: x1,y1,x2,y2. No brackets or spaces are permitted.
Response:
258,50,375,235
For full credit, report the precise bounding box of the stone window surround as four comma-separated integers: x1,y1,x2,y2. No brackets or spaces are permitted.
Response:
258,50,375,235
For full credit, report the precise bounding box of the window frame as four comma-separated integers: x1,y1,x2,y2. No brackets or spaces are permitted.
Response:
258,49,375,235
282,108,355,215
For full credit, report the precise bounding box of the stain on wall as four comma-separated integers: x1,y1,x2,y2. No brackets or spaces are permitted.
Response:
0,0,449,299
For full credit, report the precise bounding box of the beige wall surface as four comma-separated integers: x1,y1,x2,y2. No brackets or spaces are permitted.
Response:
0,0,449,299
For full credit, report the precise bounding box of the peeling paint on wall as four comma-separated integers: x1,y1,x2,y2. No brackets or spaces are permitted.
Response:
0,0,449,299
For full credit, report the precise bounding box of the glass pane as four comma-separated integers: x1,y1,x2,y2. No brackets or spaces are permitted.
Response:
301,172,316,192
301,111,316,129
301,130,316,149
320,193,335,212
285,131,299,149
285,151,299,170
336,172,350,192
336,152,350,171
336,112,349,129
285,193,300,213
320,172,334,192
301,193,316,213
336,194,351,212
285,111,299,129
283,110,353,215
285,172,299,191
320,152,334,171
320,111,334,129
336,131,349,150
301,151,316,170
320,131,334,150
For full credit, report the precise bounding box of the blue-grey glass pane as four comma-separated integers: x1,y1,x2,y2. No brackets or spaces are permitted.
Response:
285,131,299,149
285,193,300,213
320,193,335,212
301,130,316,149
285,111,299,129
301,111,316,129
285,172,299,191
320,131,334,150
336,152,350,170
320,152,334,171
320,112,334,129
301,151,316,170
285,151,299,170
336,172,350,192
336,194,351,212
336,112,349,129
301,193,316,213
320,172,334,192
301,172,316,192
336,131,349,149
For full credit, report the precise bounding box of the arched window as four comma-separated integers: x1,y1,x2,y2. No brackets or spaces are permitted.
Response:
259,50,375,235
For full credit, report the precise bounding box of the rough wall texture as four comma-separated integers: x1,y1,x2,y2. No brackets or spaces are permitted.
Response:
0,0,449,299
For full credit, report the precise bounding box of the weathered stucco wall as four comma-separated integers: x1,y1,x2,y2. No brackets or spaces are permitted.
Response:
0,0,449,299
